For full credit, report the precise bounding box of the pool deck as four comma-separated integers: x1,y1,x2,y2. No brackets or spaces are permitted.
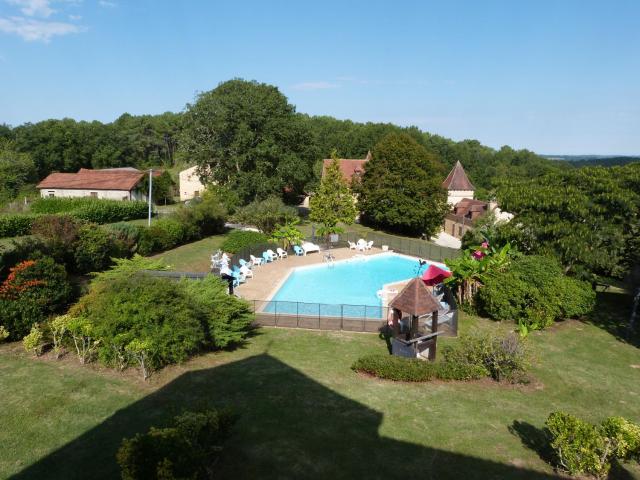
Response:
236,247,388,300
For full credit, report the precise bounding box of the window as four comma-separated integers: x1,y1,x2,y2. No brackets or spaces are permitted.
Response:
193,191,200,197
48,191,55,198
458,226,463,237
90,192,98,198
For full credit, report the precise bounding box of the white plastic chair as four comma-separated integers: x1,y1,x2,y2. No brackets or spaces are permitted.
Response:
276,247,288,259
266,249,279,261
356,239,367,251
366,240,374,250
250,254,263,266
240,265,254,279
347,241,357,250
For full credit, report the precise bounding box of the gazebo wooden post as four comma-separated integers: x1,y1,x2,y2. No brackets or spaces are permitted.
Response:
391,308,401,336
428,311,438,360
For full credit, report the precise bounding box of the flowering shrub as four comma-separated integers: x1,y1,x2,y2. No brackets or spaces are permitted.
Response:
0,257,73,339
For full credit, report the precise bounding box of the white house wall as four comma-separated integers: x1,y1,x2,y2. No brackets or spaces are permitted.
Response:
447,190,474,206
179,166,206,201
40,188,146,201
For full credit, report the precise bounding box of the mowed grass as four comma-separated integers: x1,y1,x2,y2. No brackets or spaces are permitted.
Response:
1,294,639,479
150,234,227,272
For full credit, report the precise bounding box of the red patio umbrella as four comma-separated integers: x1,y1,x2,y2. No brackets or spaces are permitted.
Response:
421,264,452,286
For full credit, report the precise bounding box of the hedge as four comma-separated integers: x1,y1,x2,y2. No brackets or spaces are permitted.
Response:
351,354,487,382
0,200,148,238
31,197,148,219
220,230,269,253
0,214,39,237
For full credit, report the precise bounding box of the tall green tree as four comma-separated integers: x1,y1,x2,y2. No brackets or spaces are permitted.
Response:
180,79,318,203
496,163,640,280
0,140,37,205
357,133,449,236
309,150,357,237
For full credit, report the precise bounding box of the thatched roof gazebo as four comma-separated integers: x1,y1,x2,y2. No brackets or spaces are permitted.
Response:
388,277,442,360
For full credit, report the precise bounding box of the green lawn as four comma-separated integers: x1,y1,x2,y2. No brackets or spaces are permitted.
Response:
150,234,227,271
1,290,639,479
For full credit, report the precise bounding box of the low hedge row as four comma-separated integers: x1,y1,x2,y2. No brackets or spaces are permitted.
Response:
351,354,488,382
220,230,269,254
0,200,148,238
31,197,148,219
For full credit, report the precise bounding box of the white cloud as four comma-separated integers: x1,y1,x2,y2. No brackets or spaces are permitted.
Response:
98,0,116,7
291,81,340,91
6,0,55,17
68,13,81,20
0,15,86,42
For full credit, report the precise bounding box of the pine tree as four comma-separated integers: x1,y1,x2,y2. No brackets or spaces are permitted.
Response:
309,150,357,239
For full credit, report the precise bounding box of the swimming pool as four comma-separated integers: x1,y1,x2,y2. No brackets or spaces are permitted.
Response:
264,253,440,318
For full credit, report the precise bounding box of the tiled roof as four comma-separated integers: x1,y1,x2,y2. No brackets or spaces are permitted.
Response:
322,152,371,184
442,161,475,191
37,169,145,191
389,277,441,316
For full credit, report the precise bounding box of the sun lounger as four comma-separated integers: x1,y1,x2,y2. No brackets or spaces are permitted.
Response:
301,242,320,255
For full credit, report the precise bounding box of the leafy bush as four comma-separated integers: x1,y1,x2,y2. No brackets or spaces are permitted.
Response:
137,218,191,255
31,214,83,265
0,213,39,237
180,276,254,348
174,190,227,237
117,408,236,480
68,258,252,376
441,332,528,382
0,257,74,339
22,323,45,356
106,222,141,253
476,255,595,335
220,230,269,254
0,325,9,342
74,225,118,273
351,354,487,382
546,412,640,477
232,195,298,235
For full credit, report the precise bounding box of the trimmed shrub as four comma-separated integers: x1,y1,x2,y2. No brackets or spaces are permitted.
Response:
74,224,120,273
0,257,73,339
476,255,595,334
106,222,141,254
173,191,227,237
220,230,269,254
136,218,191,255
31,214,82,266
441,332,528,382
351,354,487,382
546,412,640,477
0,213,38,237
117,408,236,480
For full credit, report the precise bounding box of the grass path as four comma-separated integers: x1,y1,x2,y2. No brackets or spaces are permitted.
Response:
150,234,227,272
2,297,639,479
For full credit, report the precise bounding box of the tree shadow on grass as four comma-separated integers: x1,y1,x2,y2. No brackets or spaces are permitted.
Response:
12,354,563,480
584,291,640,349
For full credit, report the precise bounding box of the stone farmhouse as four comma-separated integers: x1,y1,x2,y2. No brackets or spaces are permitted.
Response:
37,167,159,201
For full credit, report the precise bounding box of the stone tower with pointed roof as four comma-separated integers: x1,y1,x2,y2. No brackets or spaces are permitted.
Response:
442,161,475,206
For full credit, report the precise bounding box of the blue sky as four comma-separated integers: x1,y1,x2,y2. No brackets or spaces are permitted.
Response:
0,0,638,155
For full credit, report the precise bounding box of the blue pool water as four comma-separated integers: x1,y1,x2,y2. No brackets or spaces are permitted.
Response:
265,253,437,318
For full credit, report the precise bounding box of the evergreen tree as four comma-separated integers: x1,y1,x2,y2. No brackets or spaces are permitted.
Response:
309,150,357,238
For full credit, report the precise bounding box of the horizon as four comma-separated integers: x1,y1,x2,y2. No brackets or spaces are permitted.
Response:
1,0,639,156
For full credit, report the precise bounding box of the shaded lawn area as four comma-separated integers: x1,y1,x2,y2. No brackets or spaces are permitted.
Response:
2,297,640,479
150,234,227,272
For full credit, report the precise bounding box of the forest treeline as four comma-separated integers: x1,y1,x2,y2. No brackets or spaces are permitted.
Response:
0,79,568,205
